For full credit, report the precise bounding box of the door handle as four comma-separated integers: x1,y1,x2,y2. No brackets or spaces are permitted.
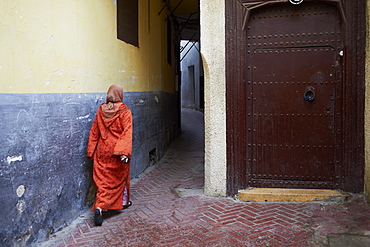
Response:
304,86,316,102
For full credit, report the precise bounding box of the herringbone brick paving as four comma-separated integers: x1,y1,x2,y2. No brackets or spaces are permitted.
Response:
41,108,370,247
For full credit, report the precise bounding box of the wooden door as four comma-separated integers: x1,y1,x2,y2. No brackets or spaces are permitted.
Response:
245,2,343,188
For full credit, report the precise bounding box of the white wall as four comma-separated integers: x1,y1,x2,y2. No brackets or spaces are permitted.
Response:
200,0,227,196
180,41,202,109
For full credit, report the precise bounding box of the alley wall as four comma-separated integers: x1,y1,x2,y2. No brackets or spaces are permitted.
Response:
200,0,227,197
180,41,202,110
0,0,179,246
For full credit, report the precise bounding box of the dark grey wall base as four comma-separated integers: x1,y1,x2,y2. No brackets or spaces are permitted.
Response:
0,91,179,246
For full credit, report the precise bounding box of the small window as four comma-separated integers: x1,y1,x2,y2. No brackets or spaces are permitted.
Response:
117,0,138,47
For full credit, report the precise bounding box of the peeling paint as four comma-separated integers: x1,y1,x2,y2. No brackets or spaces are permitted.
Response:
16,185,25,197
76,114,90,120
131,76,138,84
7,155,23,164
17,200,26,213
154,96,159,103
134,99,146,106
45,80,50,86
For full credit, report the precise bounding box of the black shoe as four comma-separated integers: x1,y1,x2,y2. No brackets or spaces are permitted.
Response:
94,208,103,226
123,201,132,209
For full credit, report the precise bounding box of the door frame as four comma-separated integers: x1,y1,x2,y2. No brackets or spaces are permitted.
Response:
225,0,365,196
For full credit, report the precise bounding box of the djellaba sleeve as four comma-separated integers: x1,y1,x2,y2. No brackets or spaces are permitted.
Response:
87,109,101,158
113,108,133,158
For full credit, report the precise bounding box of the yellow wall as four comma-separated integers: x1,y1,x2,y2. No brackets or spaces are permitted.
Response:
0,0,176,94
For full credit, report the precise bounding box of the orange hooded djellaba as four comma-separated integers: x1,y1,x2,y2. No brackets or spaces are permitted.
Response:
87,84,133,211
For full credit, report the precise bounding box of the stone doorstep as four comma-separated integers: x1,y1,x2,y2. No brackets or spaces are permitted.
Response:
238,188,350,202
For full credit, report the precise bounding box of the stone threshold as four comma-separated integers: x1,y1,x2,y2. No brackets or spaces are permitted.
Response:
238,188,350,202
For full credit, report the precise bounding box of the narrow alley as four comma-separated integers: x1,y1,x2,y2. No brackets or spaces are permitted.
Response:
41,108,370,247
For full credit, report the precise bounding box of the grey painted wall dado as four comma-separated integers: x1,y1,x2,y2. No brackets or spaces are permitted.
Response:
0,91,178,246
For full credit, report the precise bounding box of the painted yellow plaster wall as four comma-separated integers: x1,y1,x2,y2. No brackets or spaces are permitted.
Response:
0,0,175,94
365,0,370,203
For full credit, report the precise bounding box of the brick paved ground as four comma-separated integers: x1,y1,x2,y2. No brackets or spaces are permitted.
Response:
41,108,370,247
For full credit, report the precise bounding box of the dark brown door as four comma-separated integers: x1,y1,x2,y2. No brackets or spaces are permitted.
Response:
246,2,343,188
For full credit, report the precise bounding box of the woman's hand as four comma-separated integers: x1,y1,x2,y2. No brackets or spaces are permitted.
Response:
120,155,130,164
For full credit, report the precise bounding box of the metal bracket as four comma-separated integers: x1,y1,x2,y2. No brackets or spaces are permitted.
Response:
180,38,200,62
238,0,346,31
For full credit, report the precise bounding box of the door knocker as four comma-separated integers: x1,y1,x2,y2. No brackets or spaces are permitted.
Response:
304,86,316,102
289,0,303,5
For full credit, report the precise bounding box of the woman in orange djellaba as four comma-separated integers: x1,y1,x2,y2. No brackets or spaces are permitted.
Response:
87,84,133,226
